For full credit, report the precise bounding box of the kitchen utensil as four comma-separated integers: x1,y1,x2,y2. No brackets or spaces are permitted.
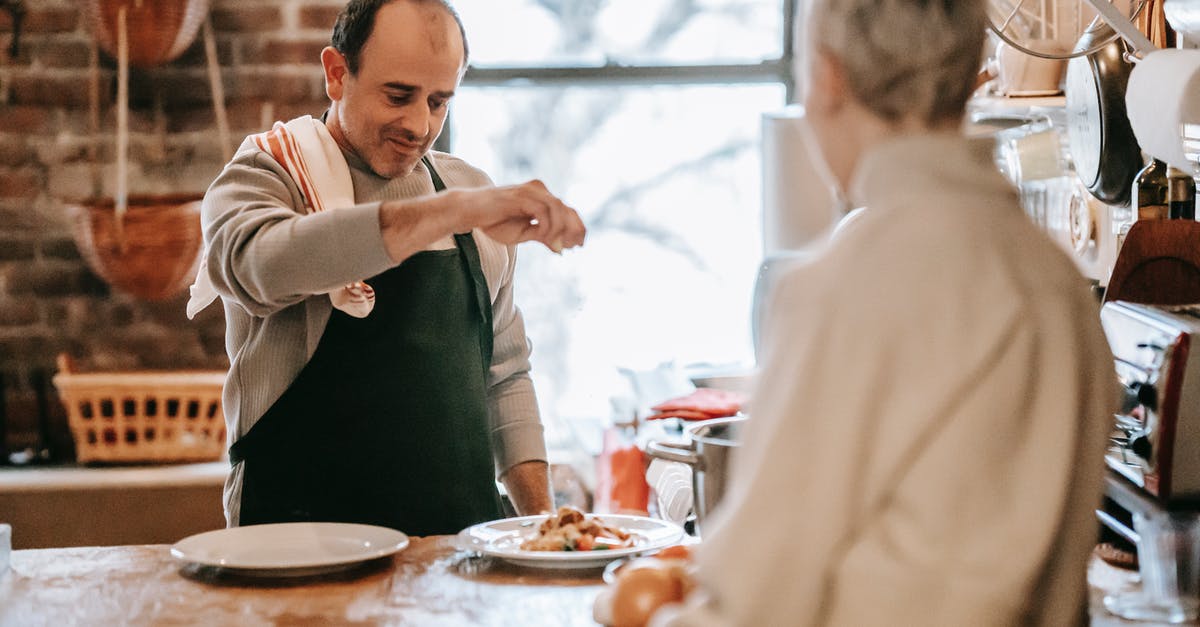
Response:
1100,301,1200,503
645,415,744,536
987,0,1148,60
1066,20,1144,206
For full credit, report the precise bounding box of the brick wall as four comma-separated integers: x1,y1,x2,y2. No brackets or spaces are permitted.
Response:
0,0,342,461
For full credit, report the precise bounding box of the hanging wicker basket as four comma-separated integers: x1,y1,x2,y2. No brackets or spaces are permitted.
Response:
85,0,211,68
66,194,205,302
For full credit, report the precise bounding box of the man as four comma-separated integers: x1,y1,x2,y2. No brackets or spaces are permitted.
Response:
195,0,585,534
652,0,1117,625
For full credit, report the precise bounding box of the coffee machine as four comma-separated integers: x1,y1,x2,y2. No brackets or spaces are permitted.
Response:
1102,302,1200,508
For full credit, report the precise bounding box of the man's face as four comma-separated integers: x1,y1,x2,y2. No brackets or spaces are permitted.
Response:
324,1,465,178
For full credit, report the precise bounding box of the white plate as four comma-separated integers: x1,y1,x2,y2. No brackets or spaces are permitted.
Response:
457,514,685,569
170,522,409,576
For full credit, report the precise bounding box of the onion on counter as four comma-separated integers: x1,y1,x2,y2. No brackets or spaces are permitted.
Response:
594,554,695,627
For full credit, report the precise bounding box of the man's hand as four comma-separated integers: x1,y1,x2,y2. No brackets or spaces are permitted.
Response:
379,180,586,263
448,180,587,253
500,460,553,516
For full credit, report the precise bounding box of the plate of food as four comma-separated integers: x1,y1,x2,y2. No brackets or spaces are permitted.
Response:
170,522,409,577
457,506,685,569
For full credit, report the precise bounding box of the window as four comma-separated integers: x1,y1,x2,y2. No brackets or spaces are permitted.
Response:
447,1,797,460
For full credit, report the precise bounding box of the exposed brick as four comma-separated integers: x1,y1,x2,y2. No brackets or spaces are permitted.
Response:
129,71,214,108
30,136,96,168
258,38,327,65
34,39,91,68
165,103,259,134
1,33,30,66
0,204,41,231
0,235,34,261
171,37,235,67
5,261,108,297
211,6,283,33
0,105,50,134
0,138,35,168
232,70,321,102
199,330,228,364
0,297,39,325
8,73,109,107
41,236,82,262
0,167,42,201
95,323,207,370
107,301,136,327
140,295,192,326
46,163,96,202
0,7,79,34
299,4,343,30
277,100,333,122
0,334,67,368
81,344,140,371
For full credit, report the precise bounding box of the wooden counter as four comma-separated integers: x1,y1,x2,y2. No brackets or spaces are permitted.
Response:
0,536,1178,626
0,536,602,626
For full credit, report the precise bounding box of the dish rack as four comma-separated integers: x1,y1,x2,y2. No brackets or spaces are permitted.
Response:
52,354,227,464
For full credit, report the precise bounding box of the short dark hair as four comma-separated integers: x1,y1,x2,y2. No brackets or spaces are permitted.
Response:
331,0,469,74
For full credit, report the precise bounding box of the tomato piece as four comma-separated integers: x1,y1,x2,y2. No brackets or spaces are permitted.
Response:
576,536,594,551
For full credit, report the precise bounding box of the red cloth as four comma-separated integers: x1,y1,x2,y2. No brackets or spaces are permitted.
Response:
593,428,650,515
646,387,746,421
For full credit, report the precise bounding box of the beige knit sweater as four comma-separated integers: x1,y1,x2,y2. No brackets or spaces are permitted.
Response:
655,133,1118,626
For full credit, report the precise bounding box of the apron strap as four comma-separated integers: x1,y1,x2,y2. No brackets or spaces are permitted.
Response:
424,155,494,376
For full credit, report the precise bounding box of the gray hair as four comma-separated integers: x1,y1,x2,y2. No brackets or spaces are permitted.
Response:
808,0,987,124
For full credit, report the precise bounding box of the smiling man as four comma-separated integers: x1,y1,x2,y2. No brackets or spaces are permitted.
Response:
193,0,585,535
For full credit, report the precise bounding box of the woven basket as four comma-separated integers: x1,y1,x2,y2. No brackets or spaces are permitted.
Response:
86,0,212,69
53,355,227,464
66,194,204,302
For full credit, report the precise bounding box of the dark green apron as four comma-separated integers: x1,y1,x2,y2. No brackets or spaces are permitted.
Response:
231,156,504,535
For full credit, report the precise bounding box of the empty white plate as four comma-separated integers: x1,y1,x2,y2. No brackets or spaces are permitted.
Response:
171,522,409,576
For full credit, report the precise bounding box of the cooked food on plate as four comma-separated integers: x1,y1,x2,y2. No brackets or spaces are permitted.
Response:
520,506,636,552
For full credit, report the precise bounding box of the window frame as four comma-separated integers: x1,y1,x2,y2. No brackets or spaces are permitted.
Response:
436,1,799,152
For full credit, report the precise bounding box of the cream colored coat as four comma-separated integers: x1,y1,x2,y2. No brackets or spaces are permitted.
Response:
656,134,1118,626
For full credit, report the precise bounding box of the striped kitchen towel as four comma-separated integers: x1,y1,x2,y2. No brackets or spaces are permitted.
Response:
187,115,375,319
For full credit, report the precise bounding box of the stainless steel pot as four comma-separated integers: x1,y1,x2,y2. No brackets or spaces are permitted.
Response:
646,416,744,536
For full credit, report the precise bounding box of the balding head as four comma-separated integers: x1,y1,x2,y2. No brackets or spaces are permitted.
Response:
331,0,469,74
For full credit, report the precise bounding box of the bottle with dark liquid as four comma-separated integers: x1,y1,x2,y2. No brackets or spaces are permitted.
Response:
1134,158,1170,221
1167,165,1197,220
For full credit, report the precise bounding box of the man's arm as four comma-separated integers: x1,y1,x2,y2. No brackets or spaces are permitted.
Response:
378,180,586,263
500,459,553,515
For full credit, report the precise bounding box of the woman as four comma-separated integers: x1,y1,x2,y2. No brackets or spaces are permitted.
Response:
650,0,1117,625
